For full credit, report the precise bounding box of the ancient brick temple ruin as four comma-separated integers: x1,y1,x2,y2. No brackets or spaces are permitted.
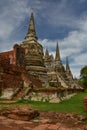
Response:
0,12,81,100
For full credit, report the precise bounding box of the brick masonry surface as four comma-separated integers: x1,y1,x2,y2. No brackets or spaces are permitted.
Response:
0,109,87,130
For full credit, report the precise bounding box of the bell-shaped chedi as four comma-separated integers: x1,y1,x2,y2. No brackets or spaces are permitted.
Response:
21,12,48,86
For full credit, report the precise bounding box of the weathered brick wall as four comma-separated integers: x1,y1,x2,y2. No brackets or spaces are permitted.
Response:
13,44,25,66
0,50,15,65
0,54,10,68
21,70,42,87
2,73,23,89
28,75,42,87
0,44,25,66
0,54,23,90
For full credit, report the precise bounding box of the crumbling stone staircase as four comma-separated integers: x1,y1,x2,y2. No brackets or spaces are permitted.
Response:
21,87,33,99
11,87,33,100
11,87,24,100
11,70,42,100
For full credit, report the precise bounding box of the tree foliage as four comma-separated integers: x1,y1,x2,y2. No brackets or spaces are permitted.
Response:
81,66,87,76
79,66,87,88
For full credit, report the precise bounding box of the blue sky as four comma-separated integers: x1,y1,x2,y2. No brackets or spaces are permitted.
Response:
0,0,87,77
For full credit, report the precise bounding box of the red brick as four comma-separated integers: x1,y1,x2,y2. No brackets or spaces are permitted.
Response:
48,124,59,130
33,124,49,130
0,116,6,120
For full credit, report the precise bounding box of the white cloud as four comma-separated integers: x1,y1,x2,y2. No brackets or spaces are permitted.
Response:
39,39,57,49
0,0,31,40
0,22,13,39
74,53,87,65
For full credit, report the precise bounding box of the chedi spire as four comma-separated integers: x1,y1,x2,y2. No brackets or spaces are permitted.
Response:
66,56,71,74
45,47,49,57
55,42,61,62
25,12,38,41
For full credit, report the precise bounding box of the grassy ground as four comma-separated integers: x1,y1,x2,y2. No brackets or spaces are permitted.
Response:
0,92,87,115
17,92,87,115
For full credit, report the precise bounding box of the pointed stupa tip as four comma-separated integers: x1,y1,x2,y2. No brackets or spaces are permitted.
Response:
25,11,38,40
66,56,70,71
45,46,49,57
55,41,61,61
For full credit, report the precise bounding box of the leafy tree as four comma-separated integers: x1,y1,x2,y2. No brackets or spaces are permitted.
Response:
79,66,87,89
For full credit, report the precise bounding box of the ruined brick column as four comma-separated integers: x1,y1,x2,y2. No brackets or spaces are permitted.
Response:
84,96,87,111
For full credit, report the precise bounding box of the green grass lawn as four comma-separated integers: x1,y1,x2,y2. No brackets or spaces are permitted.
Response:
0,92,87,115
17,92,87,115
